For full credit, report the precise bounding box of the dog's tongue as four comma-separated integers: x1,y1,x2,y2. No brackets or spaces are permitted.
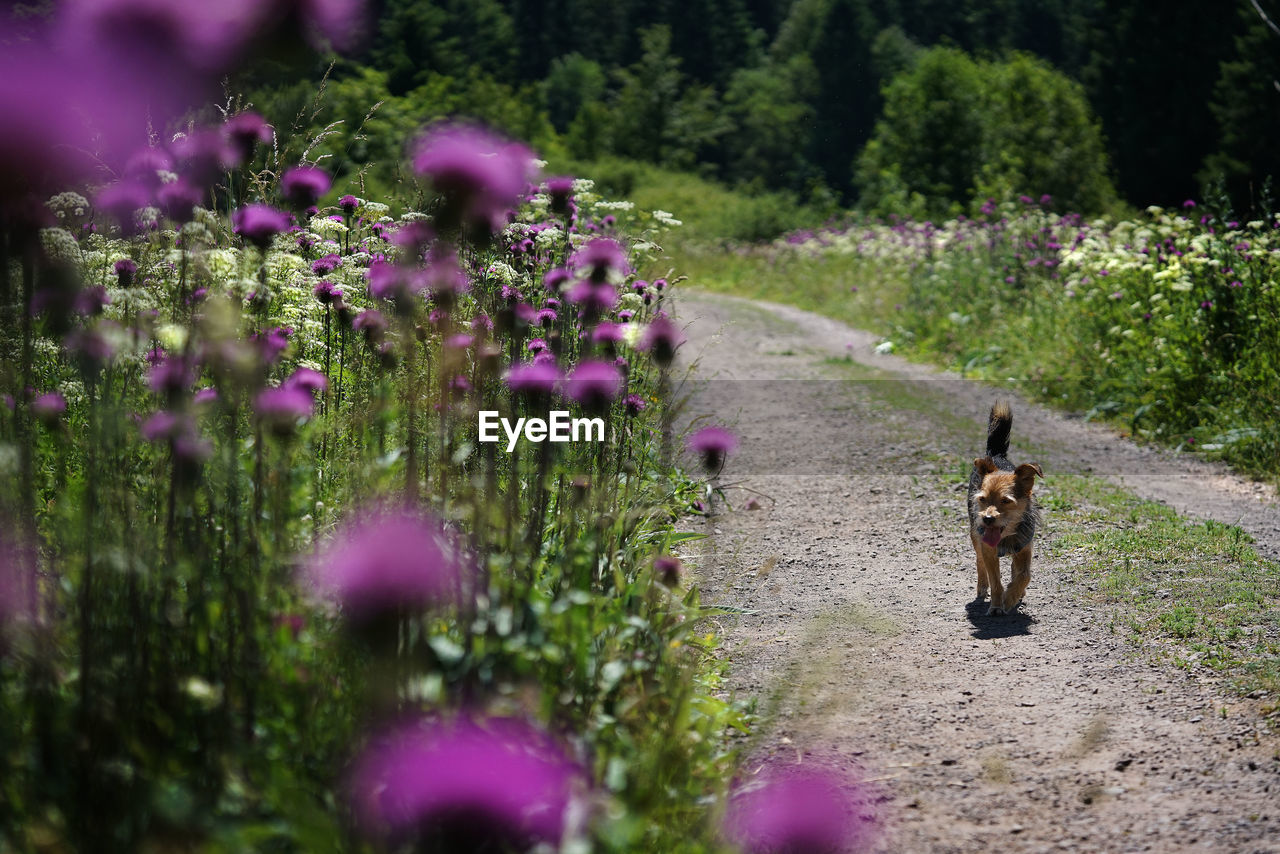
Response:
982,526,1003,548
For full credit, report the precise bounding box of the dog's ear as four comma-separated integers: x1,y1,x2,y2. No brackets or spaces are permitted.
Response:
973,457,998,475
1014,462,1043,494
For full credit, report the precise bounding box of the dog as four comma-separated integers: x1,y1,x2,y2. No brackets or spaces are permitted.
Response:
968,401,1043,615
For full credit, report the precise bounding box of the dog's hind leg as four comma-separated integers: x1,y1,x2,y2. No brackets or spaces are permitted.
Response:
971,532,989,601
1003,545,1032,612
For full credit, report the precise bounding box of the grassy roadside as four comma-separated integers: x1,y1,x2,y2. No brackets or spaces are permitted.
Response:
1041,475,1280,713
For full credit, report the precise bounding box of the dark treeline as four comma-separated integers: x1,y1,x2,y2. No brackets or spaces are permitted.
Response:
248,0,1280,214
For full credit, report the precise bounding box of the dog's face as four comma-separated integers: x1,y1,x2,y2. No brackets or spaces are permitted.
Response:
971,458,1042,548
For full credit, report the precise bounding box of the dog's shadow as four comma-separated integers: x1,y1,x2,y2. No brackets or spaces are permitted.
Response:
965,599,1035,639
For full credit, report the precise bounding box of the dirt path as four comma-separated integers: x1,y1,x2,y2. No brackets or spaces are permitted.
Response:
674,291,1280,854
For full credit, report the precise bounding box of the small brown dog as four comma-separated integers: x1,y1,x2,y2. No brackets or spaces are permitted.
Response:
968,401,1043,615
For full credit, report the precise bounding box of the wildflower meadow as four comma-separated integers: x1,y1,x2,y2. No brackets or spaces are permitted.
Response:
0,4,872,853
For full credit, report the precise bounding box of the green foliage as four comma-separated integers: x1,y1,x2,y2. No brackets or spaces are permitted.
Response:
857,48,1117,217
543,52,608,133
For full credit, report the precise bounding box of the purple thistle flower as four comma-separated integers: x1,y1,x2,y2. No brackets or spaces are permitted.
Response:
572,238,627,282
543,267,571,293
31,392,67,423
624,393,647,417
285,367,328,397
254,385,315,433
564,360,623,412
308,506,472,617
223,112,273,165
124,145,174,187
311,253,343,276
653,555,682,586
157,178,202,223
537,307,558,327
446,333,474,350
506,362,562,399
281,165,331,209
353,308,388,341
114,258,138,287
148,354,196,399
171,128,235,189
193,387,219,406
687,425,738,473
233,204,292,249
339,194,361,215
640,315,685,368
411,124,537,233
314,280,342,305
545,175,574,214
139,410,182,442
725,764,876,854
347,715,580,848
253,327,293,365
95,181,151,235
566,280,618,317
591,322,626,347
471,314,494,334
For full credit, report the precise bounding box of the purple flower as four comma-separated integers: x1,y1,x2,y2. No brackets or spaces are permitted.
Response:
653,555,682,586
543,267,571,293
223,112,273,165
545,175,574,214
307,506,472,617
285,367,328,397
446,333,474,350
505,360,559,396
687,425,738,472
339,194,361,215
95,181,151,235
172,128,235,189
537,308,558,327
564,360,623,412
591,322,626,348
148,354,196,399
1183,199,1196,209
124,145,174,187
353,308,388,341
114,258,138,286
281,165,331,209
725,765,875,854
254,385,316,433
193,387,219,406
572,238,627,282
311,253,343,276
254,327,292,365
411,124,537,233
157,178,202,223
140,410,182,442
624,394,647,417
566,280,618,317
527,338,548,355
347,715,580,848
233,204,292,249
314,280,343,305
31,392,67,423
640,315,685,368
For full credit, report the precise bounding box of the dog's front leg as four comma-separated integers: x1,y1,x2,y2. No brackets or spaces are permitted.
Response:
980,545,1005,615
971,533,990,600
1003,545,1032,612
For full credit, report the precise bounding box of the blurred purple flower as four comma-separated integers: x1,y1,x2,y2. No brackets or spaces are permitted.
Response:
640,315,685,368
0,528,37,632
148,354,196,398
172,128,235,189
411,124,537,233
307,506,471,617
281,165,331,209
95,181,151,235
545,175,574,214
254,385,315,432
31,392,67,424
125,146,174,187
312,253,342,276
567,280,618,317
157,178,202,223
687,425,738,473
653,555,682,586
314,280,342,305
624,394,647,417
233,204,292,249
564,360,622,412
254,326,293,365
285,367,328,397
353,308,388,341
543,267,571,293
347,715,580,848
114,258,138,287
223,111,273,165
725,764,875,854
506,362,562,399
572,238,627,282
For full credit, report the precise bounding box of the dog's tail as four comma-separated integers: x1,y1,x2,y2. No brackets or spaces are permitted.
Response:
986,400,1012,457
